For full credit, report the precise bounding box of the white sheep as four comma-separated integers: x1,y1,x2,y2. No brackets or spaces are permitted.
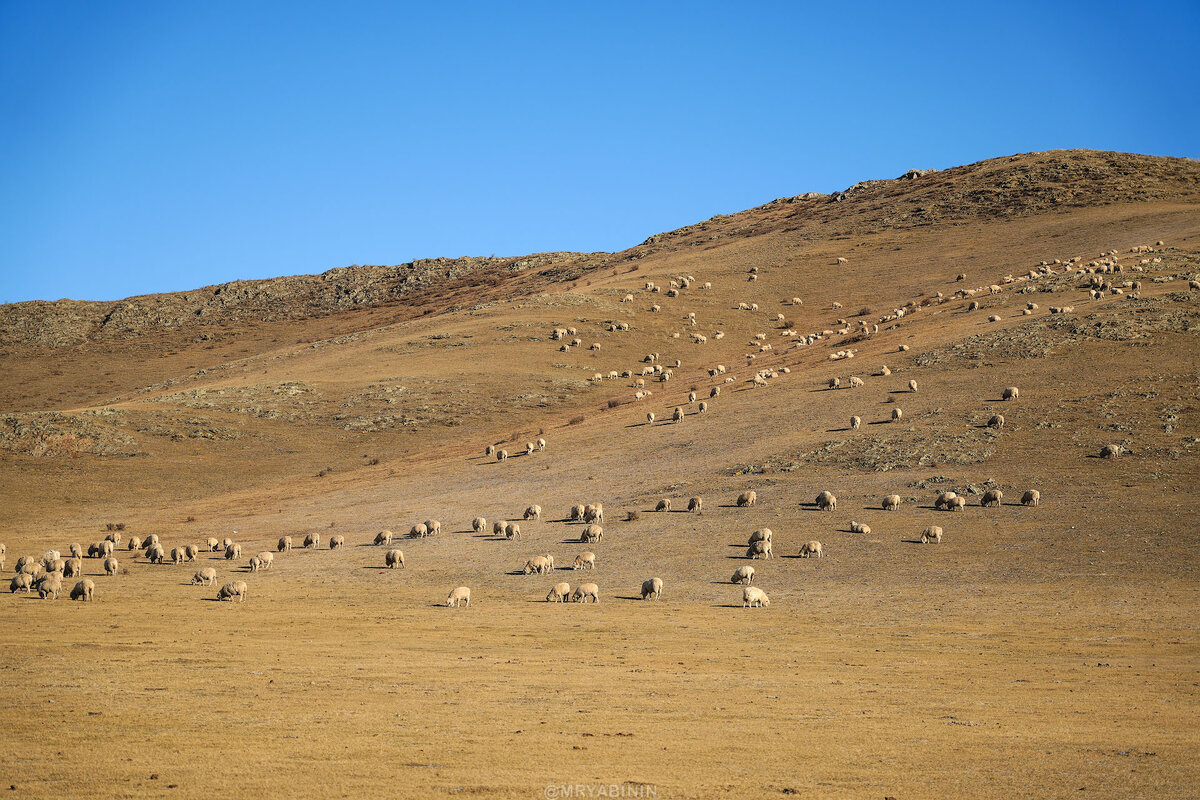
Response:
425,519,442,536
920,526,943,544
410,523,428,538
10,574,33,593
497,449,508,461
256,551,274,569
374,530,393,546
981,489,1003,507
641,577,663,600
70,579,95,601
303,533,320,549
748,528,772,544
571,583,600,603
524,505,542,521
655,499,672,512
224,543,242,560
799,540,823,558
746,540,773,559
934,491,958,510
580,525,603,543
1100,444,1122,459
537,438,547,450
63,558,83,578
908,379,918,392
206,537,221,551
147,544,166,564
1021,489,1041,507
948,496,967,512
69,543,83,559
248,555,263,573
816,491,837,511
505,522,522,540
485,444,495,457
385,549,405,568
688,497,702,513
98,541,114,558
731,566,755,585
882,494,901,511
829,377,841,389
849,521,871,534
646,412,655,424
850,415,862,430
493,520,508,537
217,581,247,602
1002,386,1019,401
184,545,199,562
573,552,595,570
547,582,572,602
988,414,1005,429
584,503,604,523
525,442,536,455
737,490,757,507
35,573,62,599
446,587,471,607
278,536,293,552
191,567,217,586
742,586,769,607
892,408,903,422
673,407,685,422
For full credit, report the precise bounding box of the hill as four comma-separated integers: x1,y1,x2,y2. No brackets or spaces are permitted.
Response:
1,149,1198,799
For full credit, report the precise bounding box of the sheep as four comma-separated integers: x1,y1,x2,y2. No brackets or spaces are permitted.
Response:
537,438,547,450
525,442,536,455
485,444,495,457
816,491,837,511
102,556,119,577
673,407,685,423
104,531,121,545
742,586,769,607
583,503,604,523
220,537,232,550
646,412,655,424
277,536,293,552
731,565,755,585
424,519,442,536
63,558,83,578
641,577,663,600
505,522,522,540
524,505,542,521
35,573,62,600
981,489,1003,508
194,570,219,588
573,552,595,570
1100,444,1122,459
968,300,980,311
472,517,487,533
655,499,672,512
748,528,772,545
224,543,242,560
934,491,958,510
15,555,34,572
217,581,247,602
410,523,428,538
737,490,757,507
10,574,33,593
147,544,166,564
253,552,274,571
303,533,320,549
799,540,823,558
41,549,61,566
167,546,183,565
97,541,114,559
385,549,405,569
849,521,871,534
581,524,603,543
829,377,841,389
69,543,83,559
547,582,572,602
248,556,263,573
948,496,967,512
446,586,471,607
920,526,943,544
880,365,891,376
849,415,862,431
988,414,1005,429
1021,489,1041,507
571,583,600,603
848,376,864,389
687,497,702,513
497,449,508,461
1002,386,1019,401
374,530,393,546
746,540,773,559
70,579,96,601
882,494,902,512
908,379,918,393
698,400,709,414
184,545,199,562
891,408,903,422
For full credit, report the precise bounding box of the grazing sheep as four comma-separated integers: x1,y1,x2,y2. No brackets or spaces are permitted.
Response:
746,540,773,559
921,526,943,544
687,497,702,513
184,545,199,561
298,533,318,549
207,537,221,551
731,566,755,585
981,490,1003,508
829,377,841,389
748,528,773,545
737,490,757,507
95,541,113,559
70,579,96,601
908,379,918,392
425,520,442,536
547,582,572,602
850,415,862,431
168,547,184,565
583,503,604,523
248,556,263,573
641,577,663,600
816,491,837,511
505,522,522,540
273,536,290,552
673,407,685,423
850,521,871,534
987,414,1005,429
10,573,33,593
69,543,83,559
224,543,242,561
217,581,247,602
1021,489,1041,507
385,549,405,569
102,557,119,576
15,555,34,572
191,567,218,585
537,438,547,450
1002,386,1019,401
892,408,904,423
880,365,892,376
220,537,232,550
710,386,721,399
485,444,495,457
934,491,958,510
571,583,600,603
493,520,509,537
496,449,508,462
581,525,603,543
698,401,708,413
63,558,83,578
573,552,595,570
655,499,672,512
104,532,121,545
147,544,166,564
987,314,1002,322
446,586,471,607
948,496,967,512
472,517,487,533
968,300,980,311
1100,444,1121,459
373,530,393,546
35,573,63,600
524,556,552,575
526,441,536,455
882,494,902,512
646,412,655,424
742,586,769,607
899,345,910,352
254,552,273,570
523,505,542,521
799,541,823,558
410,523,428,538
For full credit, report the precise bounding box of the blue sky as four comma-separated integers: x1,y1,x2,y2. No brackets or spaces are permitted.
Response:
1,1,1197,303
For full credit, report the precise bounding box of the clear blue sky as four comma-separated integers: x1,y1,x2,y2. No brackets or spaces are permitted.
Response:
2,1,1197,303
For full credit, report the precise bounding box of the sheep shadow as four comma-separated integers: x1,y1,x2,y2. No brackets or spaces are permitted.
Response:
727,554,756,560
867,420,890,425
901,539,925,545
614,595,644,601
359,565,392,570
716,504,741,509
826,427,853,432
713,603,747,608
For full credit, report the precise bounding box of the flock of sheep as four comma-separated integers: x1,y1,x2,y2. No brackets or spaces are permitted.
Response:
5,241,1176,609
